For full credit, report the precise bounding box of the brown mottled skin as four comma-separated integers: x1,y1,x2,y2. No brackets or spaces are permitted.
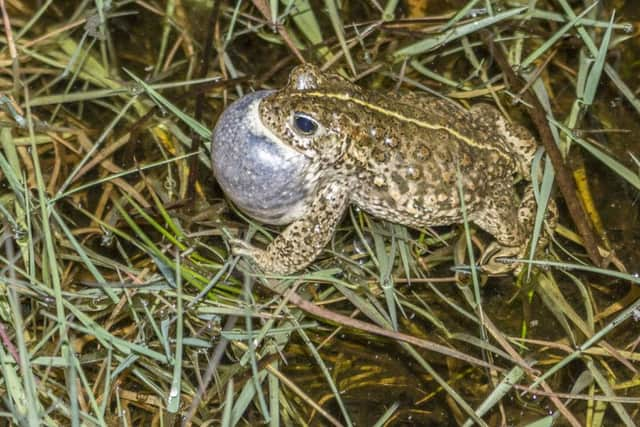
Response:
227,64,555,274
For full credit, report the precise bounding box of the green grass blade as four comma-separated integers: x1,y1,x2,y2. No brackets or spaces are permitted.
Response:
123,68,211,139
528,297,640,390
551,119,640,191
583,12,615,106
520,2,597,70
166,254,184,413
394,7,526,59
462,365,525,426
324,0,356,74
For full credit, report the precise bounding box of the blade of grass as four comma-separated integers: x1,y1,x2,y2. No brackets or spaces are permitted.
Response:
372,221,398,330
290,315,354,426
244,275,271,423
22,77,65,426
372,402,399,427
324,0,356,75
53,151,198,201
382,0,399,20
281,0,333,61
123,68,211,139
55,95,138,197
536,273,577,345
554,0,640,114
456,163,487,343
520,2,597,71
524,416,554,427
527,151,554,279
442,0,482,31
525,7,629,30
221,378,234,427
528,297,640,390
393,7,526,59
583,12,615,107
154,0,175,75
270,0,278,27
462,365,526,427
551,119,640,191
231,370,269,425
587,360,635,426
166,252,184,413
224,0,244,46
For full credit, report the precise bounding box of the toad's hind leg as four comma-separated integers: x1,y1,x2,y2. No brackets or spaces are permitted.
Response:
469,103,538,179
516,186,558,255
471,185,525,249
472,185,557,274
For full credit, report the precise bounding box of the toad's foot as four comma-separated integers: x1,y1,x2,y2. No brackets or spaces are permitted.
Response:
230,238,285,275
478,242,523,275
478,187,558,275
230,238,260,258
230,181,350,275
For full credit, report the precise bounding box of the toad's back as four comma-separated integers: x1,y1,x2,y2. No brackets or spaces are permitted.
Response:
299,88,526,227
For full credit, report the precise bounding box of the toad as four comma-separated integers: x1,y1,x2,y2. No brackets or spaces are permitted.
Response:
211,64,555,275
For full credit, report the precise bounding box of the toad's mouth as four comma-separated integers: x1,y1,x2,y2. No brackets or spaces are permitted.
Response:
211,90,313,225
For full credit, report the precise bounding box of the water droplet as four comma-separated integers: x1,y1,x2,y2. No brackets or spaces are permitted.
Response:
100,230,114,247
169,386,179,398
467,8,487,18
353,235,372,255
383,135,396,147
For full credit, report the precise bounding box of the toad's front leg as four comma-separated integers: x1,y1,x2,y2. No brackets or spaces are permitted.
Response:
232,181,350,275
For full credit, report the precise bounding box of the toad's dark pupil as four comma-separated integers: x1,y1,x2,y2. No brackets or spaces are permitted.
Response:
293,113,318,135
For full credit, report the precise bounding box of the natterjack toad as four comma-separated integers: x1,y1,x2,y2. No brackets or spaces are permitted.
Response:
211,64,556,275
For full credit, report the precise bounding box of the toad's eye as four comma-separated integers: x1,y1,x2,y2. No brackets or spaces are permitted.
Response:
293,112,318,136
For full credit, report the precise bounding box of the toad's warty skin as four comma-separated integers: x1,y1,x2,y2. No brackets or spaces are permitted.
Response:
211,64,556,275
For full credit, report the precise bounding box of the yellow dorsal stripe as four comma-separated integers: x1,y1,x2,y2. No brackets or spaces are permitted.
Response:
297,91,510,162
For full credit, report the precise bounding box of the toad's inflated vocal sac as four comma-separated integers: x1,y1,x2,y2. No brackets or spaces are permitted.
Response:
211,64,556,275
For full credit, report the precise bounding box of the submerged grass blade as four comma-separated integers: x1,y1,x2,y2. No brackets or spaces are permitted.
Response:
528,297,640,390
462,365,526,427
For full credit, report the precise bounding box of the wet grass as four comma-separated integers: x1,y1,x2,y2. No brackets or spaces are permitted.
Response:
0,0,639,426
